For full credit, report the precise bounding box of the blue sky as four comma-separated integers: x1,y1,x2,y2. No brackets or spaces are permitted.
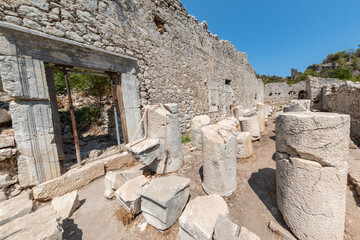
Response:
181,0,360,77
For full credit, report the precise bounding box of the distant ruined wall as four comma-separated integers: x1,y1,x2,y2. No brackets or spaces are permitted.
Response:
322,81,360,141
0,0,264,133
264,81,306,105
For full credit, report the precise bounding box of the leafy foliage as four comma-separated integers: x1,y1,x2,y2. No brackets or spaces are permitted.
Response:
333,68,352,80
181,134,191,144
256,74,285,85
59,105,101,131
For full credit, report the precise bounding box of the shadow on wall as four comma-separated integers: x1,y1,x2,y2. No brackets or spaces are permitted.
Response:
248,168,289,229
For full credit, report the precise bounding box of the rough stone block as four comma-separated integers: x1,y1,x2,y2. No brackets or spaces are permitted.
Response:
51,190,80,219
125,138,160,166
0,173,17,188
217,117,240,131
0,109,11,124
0,135,15,149
191,115,211,149
213,214,240,240
202,124,237,197
115,175,148,214
238,227,261,240
103,152,134,171
236,132,253,159
283,100,311,112
32,161,105,201
178,194,229,240
256,103,266,133
0,191,33,226
0,148,12,161
276,112,350,167
239,116,261,141
0,206,63,240
140,176,190,230
277,156,347,240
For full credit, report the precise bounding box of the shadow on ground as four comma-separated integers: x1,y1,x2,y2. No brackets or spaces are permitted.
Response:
62,219,83,240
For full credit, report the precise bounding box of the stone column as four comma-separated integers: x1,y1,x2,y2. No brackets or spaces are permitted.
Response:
256,103,266,133
191,115,211,150
239,116,261,141
236,132,253,159
201,124,237,197
276,112,350,240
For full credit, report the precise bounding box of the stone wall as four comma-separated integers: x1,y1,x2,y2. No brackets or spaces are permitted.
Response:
264,81,306,105
0,0,264,133
323,81,360,141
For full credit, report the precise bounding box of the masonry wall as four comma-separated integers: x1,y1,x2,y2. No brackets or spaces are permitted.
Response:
264,81,306,105
0,0,264,132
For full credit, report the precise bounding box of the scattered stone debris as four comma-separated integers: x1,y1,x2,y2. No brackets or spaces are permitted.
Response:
0,191,33,226
178,194,229,240
51,190,81,219
115,175,148,214
140,175,190,230
191,115,211,150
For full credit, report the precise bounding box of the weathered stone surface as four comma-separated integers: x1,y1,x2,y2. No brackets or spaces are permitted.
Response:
178,194,229,240
0,190,6,203
0,148,13,161
191,115,211,149
277,157,347,240
0,173,16,188
238,227,261,240
145,104,183,174
33,161,105,201
0,135,15,149
0,109,11,124
236,132,253,159
0,206,63,240
264,81,306,104
348,148,360,197
213,214,240,240
140,176,190,230
283,99,311,113
276,112,350,167
239,116,261,141
104,164,144,199
125,138,160,166
256,103,266,133
102,152,134,171
51,190,80,219
115,175,147,214
0,191,33,226
10,101,61,187
268,220,297,240
202,124,237,196
217,117,240,131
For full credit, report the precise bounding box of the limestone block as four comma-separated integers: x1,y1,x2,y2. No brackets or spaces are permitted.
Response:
103,152,133,171
10,101,60,187
0,173,17,188
239,116,261,141
236,132,253,159
145,104,183,174
202,125,237,197
104,164,144,199
115,175,148,214
33,161,105,201
178,194,229,240
191,115,211,149
0,148,12,161
234,107,257,120
213,214,240,240
277,157,347,240
0,191,33,226
239,227,261,240
0,135,15,149
0,109,11,124
51,190,80,219
217,117,240,131
140,176,190,230
276,112,350,167
0,206,63,240
125,138,160,166
256,103,266,133
283,100,311,112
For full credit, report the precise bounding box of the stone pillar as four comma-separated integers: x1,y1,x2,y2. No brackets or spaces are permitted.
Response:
256,103,266,133
201,124,237,197
236,132,253,159
239,116,261,141
276,112,350,240
283,99,311,113
191,115,211,150
146,104,183,174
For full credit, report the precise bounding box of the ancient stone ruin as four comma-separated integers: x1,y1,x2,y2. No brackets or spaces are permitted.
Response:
0,0,359,240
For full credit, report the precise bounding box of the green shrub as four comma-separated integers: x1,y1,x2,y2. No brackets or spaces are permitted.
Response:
333,68,352,80
181,134,191,144
59,105,101,131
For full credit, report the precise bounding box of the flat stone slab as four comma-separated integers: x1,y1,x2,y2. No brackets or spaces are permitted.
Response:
51,190,80,219
115,175,148,214
125,138,160,166
0,206,63,240
178,194,229,240
140,176,190,230
33,160,105,201
0,135,15,149
0,191,33,226
102,152,134,171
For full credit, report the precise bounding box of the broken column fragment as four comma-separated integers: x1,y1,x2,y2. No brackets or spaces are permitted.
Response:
125,138,160,166
283,99,311,113
237,132,253,159
51,190,80,219
202,124,237,197
139,176,190,230
239,116,261,141
276,112,350,240
217,117,240,131
256,103,266,133
191,115,211,150
178,194,229,240
213,214,240,240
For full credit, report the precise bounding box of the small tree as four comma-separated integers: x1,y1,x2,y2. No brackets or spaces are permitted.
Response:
333,68,352,80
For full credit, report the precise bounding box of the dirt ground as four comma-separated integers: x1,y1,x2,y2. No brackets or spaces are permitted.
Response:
62,120,360,240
